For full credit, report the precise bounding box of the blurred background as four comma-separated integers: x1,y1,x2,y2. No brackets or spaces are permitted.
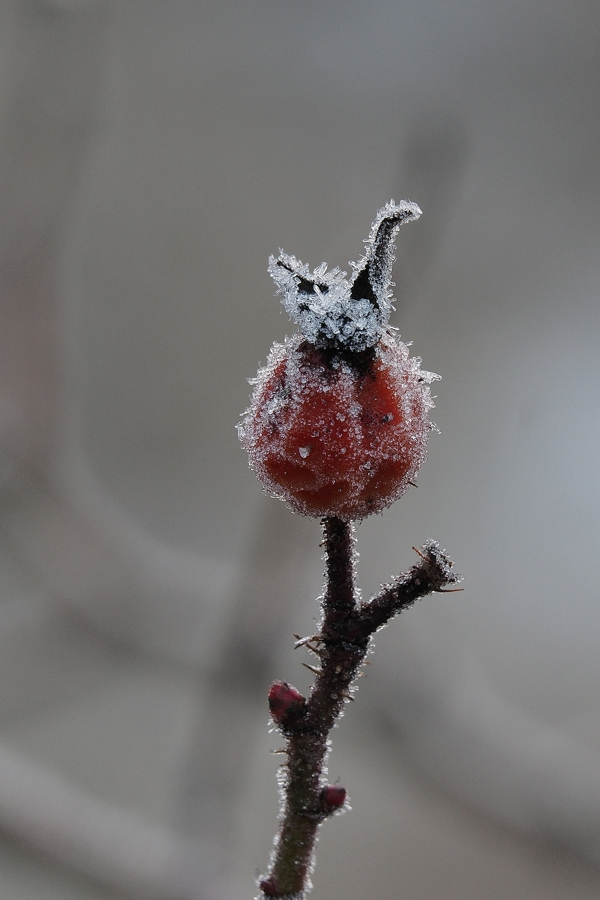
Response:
1,0,600,897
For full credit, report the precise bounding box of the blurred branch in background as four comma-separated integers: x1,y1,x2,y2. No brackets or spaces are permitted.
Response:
0,0,109,484
1,0,600,899
0,738,199,900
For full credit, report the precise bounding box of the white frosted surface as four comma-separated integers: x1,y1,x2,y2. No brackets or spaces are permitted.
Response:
269,201,421,352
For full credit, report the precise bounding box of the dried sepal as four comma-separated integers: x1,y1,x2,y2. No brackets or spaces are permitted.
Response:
269,200,421,352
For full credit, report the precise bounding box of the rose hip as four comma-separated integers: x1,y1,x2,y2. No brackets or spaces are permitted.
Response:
239,200,437,521
241,333,434,520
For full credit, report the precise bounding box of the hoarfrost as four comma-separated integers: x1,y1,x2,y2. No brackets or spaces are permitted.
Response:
268,200,421,352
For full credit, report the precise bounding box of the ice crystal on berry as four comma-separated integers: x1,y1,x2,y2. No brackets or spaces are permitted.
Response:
269,200,421,352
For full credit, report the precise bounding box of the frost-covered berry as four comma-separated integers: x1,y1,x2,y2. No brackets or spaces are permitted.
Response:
239,201,438,521
241,333,436,519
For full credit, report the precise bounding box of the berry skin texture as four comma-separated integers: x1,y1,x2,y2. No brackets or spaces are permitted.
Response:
240,331,435,521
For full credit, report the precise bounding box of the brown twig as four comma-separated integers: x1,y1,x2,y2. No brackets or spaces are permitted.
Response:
259,520,460,899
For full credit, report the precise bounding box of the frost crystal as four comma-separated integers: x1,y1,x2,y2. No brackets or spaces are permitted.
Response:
268,200,421,352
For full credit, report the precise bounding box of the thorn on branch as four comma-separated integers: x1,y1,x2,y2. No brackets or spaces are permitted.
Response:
294,634,322,649
302,662,322,676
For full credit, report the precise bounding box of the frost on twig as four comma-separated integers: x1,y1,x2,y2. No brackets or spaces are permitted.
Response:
268,200,421,352
258,522,460,900
351,540,462,638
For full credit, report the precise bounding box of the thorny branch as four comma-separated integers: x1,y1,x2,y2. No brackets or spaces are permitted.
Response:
259,518,460,899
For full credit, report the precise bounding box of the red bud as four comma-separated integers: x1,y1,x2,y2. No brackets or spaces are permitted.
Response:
320,784,346,810
259,875,278,896
268,681,306,728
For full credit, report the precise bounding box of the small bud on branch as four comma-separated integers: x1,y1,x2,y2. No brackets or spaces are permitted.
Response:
320,785,347,813
268,681,306,732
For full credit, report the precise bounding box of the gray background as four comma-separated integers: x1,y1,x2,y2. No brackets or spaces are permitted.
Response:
1,0,600,898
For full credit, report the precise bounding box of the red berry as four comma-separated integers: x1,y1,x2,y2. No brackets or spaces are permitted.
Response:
240,333,434,521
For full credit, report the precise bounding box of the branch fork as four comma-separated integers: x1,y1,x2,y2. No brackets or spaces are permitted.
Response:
258,517,460,900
